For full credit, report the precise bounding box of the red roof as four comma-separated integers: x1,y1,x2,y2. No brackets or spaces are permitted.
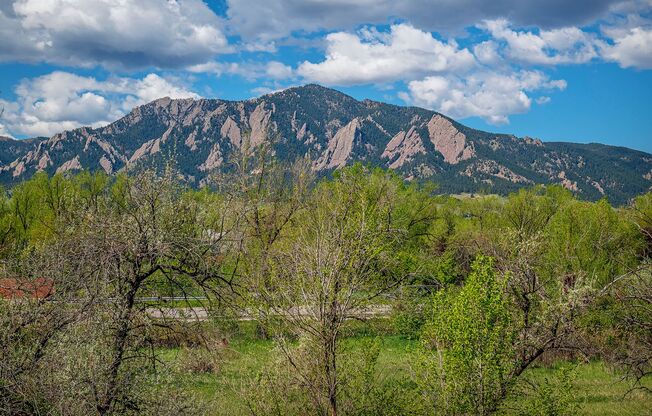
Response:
0,278,54,299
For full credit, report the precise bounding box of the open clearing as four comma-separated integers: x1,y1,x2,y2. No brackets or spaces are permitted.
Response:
160,322,652,416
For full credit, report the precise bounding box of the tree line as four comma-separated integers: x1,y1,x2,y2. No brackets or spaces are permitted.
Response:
0,153,650,415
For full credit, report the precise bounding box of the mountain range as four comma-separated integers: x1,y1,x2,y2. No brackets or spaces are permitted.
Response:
1,84,650,204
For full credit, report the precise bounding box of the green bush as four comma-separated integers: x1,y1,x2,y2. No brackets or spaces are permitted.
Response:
416,256,517,416
390,289,429,339
509,365,579,416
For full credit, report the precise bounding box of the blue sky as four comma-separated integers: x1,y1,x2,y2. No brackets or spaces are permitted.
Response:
0,0,651,153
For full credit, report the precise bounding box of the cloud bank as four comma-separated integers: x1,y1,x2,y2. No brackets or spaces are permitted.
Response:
0,0,650,136
0,72,198,137
0,0,229,69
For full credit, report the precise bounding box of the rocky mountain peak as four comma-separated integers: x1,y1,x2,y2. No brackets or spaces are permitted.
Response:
0,84,649,205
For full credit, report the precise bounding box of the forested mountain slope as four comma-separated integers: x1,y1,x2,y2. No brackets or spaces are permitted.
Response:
1,84,650,204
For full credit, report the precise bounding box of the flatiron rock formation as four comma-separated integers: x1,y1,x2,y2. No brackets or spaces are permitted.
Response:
0,84,650,204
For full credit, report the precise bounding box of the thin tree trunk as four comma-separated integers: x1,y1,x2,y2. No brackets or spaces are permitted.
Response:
97,283,138,415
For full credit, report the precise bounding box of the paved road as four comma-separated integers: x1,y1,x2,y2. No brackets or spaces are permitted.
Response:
146,305,392,322
146,307,209,321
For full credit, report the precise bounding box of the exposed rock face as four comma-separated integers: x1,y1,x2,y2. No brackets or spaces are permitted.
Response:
220,117,242,148
99,156,113,174
199,144,223,171
382,127,426,169
427,115,475,164
557,171,579,192
487,138,502,151
12,161,25,177
296,123,308,141
591,179,605,195
159,126,175,144
129,138,161,163
182,102,203,126
0,84,649,205
56,156,82,174
152,96,172,109
37,153,51,170
314,118,360,170
185,130,199,151
523,136,544,146
248,103,272,147
85,136,124,163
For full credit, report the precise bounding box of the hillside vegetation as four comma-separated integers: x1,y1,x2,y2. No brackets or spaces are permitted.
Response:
1,85,650,204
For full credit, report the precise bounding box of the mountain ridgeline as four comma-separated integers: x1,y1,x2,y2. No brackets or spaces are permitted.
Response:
1,84,650,204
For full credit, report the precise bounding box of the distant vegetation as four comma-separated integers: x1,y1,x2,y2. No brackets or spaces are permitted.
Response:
1,151,651,415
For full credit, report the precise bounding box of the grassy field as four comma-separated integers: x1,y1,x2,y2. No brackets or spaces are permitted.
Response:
160,322,651,415
524,362,651,415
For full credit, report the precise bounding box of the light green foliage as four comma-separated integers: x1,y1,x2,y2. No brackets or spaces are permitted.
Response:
602,265,652,389
391,287,432,339
0,166,650,415
251,166,423,415
164,331,652,416
339,337,418,416
241,336,418,416
544,198,640,287
240,164,440,416
418,256,517,416
631,192,652,257
0,170,236,415
509,365,579,416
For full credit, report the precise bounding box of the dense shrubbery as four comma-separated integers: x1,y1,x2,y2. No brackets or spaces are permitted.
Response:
0,158,650,415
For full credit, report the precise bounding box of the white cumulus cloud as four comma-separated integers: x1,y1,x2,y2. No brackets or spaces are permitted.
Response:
480,19,600,65
297,24,475,85
401,71,566,124
601,26,652,68
0,0,229,69
0,72,199,137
